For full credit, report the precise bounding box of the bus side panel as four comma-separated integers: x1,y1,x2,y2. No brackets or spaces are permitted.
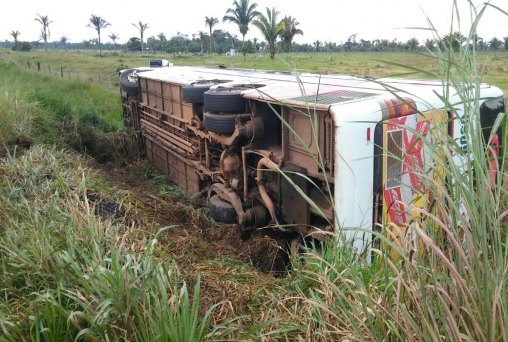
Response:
381,111,448,248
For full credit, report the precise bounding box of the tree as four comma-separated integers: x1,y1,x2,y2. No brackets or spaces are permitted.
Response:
132,21,149,52
280,16,303,53
108,33,119,50
12,42,31,51
313,40,321,52
59,36,68,49
405,37,419,51
210,29,229,53
147,36,157,53
489,37,502,51
223,0,260,58
88,14,110,56
34,14,53,50
439,32,466,52
240,40,254,54
253,7,283,60
205,16,219,53
157,33,167,43
10,30,20,44
126,37,141,52
153,33,167,53
82,39,92,49
198,31,207,53
424,38,435,52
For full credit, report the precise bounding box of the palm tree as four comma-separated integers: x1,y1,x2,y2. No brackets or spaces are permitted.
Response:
88,15,110,56
34,14,53,50
198,31,207,53
9,30,20,45
313,40,321,52
253,7,283,60
205,16,219,53
489,37,502,51
157,32,166,43
439,32,466,52
223,0,260,58
59,36,68,49
132,21,149,52
108,33,119,50
280,16,303,53
156,33,167,53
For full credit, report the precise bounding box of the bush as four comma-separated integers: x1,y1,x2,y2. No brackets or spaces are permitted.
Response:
11,41,32,51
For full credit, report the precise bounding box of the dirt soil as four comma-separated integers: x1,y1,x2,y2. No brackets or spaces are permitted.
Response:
95,160,287,322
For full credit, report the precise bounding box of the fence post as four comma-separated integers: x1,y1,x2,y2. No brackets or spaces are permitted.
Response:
27,61,30,69
61,67,64,78
108,76,112,88
37,62,40,71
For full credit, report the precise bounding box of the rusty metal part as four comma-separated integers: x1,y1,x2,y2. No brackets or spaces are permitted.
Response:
210,183,246,225
230,177,241,191
209,183,268,230
280,163,310,226
144,137,201,194
187,116,264,146
255,157,280,222
242,146,248,202
220,149,241,181
244,204,268,228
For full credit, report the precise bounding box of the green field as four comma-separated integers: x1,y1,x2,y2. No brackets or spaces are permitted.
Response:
0,48,507,341
3,49,508,94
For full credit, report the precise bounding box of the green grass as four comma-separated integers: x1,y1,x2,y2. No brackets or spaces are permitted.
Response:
0,145,264,341
3,49,508,95
0,60,141,162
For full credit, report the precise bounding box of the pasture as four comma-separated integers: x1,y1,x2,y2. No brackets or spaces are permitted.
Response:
3,49,508,94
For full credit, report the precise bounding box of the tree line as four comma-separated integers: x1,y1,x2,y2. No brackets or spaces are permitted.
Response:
6,1,508,58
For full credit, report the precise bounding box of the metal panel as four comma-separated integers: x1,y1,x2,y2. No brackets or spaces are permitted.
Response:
182,103,194,122
290,90,375,105
171,85,181,102
162,82,173,100
280,163,309,225
143,136,200,193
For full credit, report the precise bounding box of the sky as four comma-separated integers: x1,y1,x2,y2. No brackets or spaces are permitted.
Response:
1,0,507,45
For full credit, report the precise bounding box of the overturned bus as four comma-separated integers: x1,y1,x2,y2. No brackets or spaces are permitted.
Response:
120,65,505,254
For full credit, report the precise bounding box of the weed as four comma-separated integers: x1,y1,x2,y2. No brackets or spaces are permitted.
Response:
0,146,234,341
268,2,508,340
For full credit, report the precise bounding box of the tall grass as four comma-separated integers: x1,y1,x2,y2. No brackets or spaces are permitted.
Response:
0,62,142,162
0,74,39,148
260,1,508,340
0,146,234,341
